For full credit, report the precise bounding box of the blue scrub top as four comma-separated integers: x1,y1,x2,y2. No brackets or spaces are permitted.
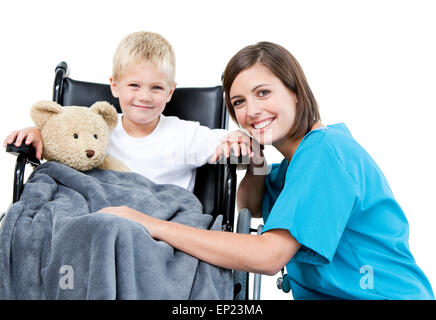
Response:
261,123,434,300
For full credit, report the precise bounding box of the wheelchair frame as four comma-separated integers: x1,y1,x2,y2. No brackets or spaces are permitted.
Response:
5,62,264,300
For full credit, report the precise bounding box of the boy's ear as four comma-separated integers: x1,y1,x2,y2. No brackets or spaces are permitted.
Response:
166,82,177,103
90,101,118,130
109,77,120,98
30,100,63,129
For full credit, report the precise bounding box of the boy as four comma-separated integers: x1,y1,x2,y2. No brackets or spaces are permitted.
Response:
4,31,248,192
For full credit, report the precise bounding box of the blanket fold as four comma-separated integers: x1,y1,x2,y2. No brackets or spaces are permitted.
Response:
0,161,233,300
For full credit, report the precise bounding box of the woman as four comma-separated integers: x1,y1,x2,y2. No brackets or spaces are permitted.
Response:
99,42,434,300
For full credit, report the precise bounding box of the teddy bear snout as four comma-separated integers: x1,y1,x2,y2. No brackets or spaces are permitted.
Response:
85,150,95,158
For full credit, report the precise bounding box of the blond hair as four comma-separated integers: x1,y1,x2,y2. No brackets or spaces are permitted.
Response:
112,31,176,84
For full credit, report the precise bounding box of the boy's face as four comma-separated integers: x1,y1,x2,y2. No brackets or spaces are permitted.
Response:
110,61,175,133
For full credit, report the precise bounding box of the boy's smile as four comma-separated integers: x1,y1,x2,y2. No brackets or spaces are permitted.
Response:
132,104,154,109
110,61,176,138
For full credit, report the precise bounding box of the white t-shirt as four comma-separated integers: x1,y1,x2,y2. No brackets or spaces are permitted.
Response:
106,114,228,191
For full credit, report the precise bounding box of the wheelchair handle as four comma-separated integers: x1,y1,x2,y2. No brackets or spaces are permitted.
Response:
53,61,68,103
55,61,68,74
6,141,40,166
6,141,41,203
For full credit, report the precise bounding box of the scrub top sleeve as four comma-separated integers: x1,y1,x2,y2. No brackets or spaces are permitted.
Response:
261,144,358,266
262,161,288,221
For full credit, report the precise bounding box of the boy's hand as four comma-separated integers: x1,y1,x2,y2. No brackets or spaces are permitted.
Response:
3,127,43,160
209,130,264,165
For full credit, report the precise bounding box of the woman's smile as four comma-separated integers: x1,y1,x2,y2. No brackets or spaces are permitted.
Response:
251,117,275,132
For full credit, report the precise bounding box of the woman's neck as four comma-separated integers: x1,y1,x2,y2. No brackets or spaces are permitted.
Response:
275,121,324,162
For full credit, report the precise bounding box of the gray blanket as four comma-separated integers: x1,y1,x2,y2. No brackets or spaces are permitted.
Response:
0,161,233,300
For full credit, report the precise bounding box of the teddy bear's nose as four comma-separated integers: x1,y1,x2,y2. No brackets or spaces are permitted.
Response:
85,150,95,158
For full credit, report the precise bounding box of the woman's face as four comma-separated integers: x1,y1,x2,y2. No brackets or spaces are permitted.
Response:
229,63,297,147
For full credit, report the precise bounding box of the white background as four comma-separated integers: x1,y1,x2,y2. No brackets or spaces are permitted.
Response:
0,0,435,300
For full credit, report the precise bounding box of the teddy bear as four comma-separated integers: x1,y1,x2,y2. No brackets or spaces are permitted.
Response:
30,100,130,172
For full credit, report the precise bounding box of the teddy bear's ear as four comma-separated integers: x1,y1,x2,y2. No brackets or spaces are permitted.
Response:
30,101,63,129
89,101,118,130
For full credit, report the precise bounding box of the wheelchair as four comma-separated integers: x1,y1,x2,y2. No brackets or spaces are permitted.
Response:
4,62,265,300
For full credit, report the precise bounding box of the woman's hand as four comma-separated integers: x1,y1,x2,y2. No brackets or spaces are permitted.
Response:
98,205,141,220
3,127,43,160
209,130,265,165
98,206,158,236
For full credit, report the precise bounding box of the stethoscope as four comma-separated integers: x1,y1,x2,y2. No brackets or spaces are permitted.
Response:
277,268,291,293
275,162,291,293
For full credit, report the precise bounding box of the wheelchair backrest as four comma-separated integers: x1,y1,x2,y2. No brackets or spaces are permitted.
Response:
53,62,228,216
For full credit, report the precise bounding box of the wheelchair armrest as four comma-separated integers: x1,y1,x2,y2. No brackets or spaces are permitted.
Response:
6,142,40,166
6,141,40,203
219,152,255,228
223,154,250,169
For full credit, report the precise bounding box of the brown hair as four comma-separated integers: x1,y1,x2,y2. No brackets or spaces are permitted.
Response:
223,42,320,140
